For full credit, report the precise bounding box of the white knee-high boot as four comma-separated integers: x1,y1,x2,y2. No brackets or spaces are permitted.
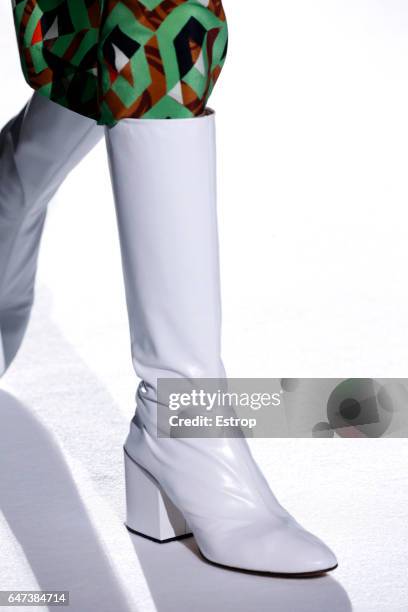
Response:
105,112,338,575
0,93,103,374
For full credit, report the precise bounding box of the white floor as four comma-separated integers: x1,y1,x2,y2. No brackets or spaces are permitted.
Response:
1,2,408,611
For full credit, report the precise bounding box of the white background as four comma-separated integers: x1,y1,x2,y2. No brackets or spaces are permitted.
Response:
1,1,408,611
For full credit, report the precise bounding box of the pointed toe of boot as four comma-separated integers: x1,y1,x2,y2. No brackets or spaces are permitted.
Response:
264,524,338,575
291,535,338,575
196,519,338,576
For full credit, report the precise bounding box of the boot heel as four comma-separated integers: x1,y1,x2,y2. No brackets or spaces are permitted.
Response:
124,449,192,543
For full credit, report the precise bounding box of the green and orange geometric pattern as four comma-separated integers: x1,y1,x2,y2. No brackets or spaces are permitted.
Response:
13,0,228,125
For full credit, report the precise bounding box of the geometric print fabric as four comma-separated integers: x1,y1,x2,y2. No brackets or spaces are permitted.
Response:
12,0,228,125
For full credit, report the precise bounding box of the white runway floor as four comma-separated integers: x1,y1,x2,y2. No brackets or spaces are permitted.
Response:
1,2,408,611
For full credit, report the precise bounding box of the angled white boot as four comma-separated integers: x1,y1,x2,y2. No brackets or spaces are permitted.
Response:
106,112,338,576
0,93,103,374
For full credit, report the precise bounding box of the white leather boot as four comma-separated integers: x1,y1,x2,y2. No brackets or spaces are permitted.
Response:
0,93,103,374
106,111,338,576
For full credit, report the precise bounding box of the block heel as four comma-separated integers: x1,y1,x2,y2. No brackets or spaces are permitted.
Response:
124,448,192,543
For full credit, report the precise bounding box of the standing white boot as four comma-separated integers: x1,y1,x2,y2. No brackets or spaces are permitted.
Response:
106,111,338,575
0,93,102,374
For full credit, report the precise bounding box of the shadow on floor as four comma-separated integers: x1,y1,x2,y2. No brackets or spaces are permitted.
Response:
0,391,134,612
129,529,352,612
0,288,353,612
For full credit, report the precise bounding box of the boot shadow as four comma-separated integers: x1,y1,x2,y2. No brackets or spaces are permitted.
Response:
0,391,133,612
0,285,352,611
128,530,352,612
